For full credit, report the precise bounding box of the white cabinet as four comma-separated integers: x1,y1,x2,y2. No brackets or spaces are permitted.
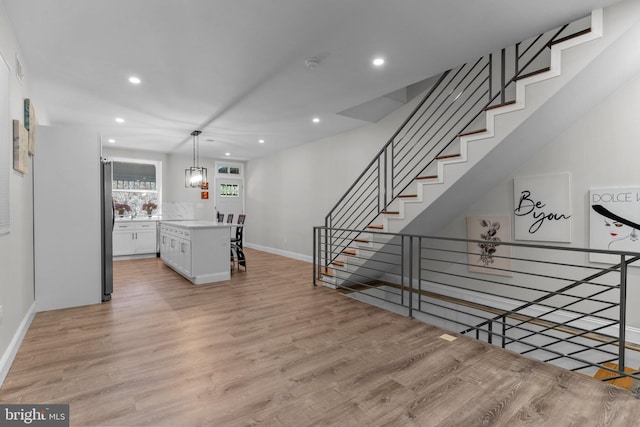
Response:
113,221,157,256
160,221,230,284
113,223,135,255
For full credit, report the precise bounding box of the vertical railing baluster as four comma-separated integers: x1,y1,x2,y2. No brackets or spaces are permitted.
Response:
313,227,317,287
489,53,493,102
500,48,506,104
515,42,520,75
408,236,414,319
418,237,422,313
619,254,628,373
391,141,395,200
383,148,388,209
324,217,329,274
488,320,493,345
501,315,506,348
401,235,405,307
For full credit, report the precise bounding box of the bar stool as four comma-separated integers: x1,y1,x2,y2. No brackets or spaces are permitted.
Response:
230,214,246,271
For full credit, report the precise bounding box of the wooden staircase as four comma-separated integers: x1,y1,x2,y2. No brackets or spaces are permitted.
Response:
319,9,604,288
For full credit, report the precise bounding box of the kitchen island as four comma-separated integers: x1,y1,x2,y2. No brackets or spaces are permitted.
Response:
159,220,232,284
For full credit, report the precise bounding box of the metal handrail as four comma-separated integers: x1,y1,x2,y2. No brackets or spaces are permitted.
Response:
313,225,640,389
323,16,591,266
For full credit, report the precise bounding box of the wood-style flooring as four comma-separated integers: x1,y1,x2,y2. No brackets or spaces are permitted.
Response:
1,248,640,426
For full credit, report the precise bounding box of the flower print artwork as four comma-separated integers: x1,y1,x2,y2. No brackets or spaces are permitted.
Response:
467,216,512,277
478,219,501,266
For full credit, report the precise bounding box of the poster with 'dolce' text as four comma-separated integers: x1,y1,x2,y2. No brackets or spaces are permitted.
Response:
590,187,640,263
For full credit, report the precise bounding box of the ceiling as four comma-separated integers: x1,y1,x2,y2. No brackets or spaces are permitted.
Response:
2,0,623,161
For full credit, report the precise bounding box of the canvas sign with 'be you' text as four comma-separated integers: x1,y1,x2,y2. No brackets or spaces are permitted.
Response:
513,172,572,242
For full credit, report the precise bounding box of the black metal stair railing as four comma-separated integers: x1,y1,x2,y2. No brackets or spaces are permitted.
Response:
323,15,591,267
313,226,640,390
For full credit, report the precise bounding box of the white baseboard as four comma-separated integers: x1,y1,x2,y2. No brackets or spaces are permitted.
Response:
244,242,312,264
0,302,36,387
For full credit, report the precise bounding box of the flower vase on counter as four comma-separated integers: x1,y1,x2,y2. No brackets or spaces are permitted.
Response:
142,202,157,218
114,203,131,218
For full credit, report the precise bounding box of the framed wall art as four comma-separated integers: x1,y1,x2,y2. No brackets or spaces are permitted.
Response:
513,172,572,242
589,186,640,263
24,98,35,155
467,215,512,276
12,119,28,174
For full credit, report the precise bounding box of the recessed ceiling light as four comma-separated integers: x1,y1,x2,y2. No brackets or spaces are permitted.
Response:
108,139,116,144
115,117,125,123
312,117,320,123
373,57,385,67
225,152,231,156
128,76,141,84
258,139,265,144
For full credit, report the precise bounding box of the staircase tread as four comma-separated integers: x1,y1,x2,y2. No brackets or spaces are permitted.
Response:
332,260,345,267
485,100,516,111
550,28,591,46
416,175,438,180
354,238,369,243
398,194,417,198
342,249,357,256
515,67,551,81
320,267,334,277
435,153,461,160
594,363,637,390
367,225,384,230
458,128,487,137
381,210,399,215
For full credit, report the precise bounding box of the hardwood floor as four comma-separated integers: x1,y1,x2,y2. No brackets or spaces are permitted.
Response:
2,248,640,426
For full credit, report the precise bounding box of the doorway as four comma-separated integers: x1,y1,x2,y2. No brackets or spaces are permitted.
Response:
214,162,244,220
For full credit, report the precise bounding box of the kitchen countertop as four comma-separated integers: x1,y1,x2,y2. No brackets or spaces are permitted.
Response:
160,220,232,229
115,217,160,222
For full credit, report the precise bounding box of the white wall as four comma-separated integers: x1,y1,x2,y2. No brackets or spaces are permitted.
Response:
437,70,640,328
34,126,101,311
245,89,433,260
0,1,36,382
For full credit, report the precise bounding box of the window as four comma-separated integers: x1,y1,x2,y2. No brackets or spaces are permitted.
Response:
111,158,162,217
216,162,243,177
219,183,239,197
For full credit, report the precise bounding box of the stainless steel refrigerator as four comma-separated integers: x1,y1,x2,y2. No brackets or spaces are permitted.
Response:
101,159,114,301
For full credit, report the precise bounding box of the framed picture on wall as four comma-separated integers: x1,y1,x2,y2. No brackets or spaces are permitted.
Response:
24,98,35,156
466,215,512,276
12,120,28,174
513,172,572,242
589,186,640,263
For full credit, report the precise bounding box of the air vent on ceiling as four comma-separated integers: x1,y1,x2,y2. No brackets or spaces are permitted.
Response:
15,53,24,83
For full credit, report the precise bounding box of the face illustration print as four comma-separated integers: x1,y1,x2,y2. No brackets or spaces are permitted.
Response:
602,218,638,248
592,204,639,250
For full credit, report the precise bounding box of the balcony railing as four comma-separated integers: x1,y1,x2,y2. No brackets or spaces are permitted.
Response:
313,226,640,389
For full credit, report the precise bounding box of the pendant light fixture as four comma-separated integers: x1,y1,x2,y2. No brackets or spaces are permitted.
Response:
185,130,207,188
